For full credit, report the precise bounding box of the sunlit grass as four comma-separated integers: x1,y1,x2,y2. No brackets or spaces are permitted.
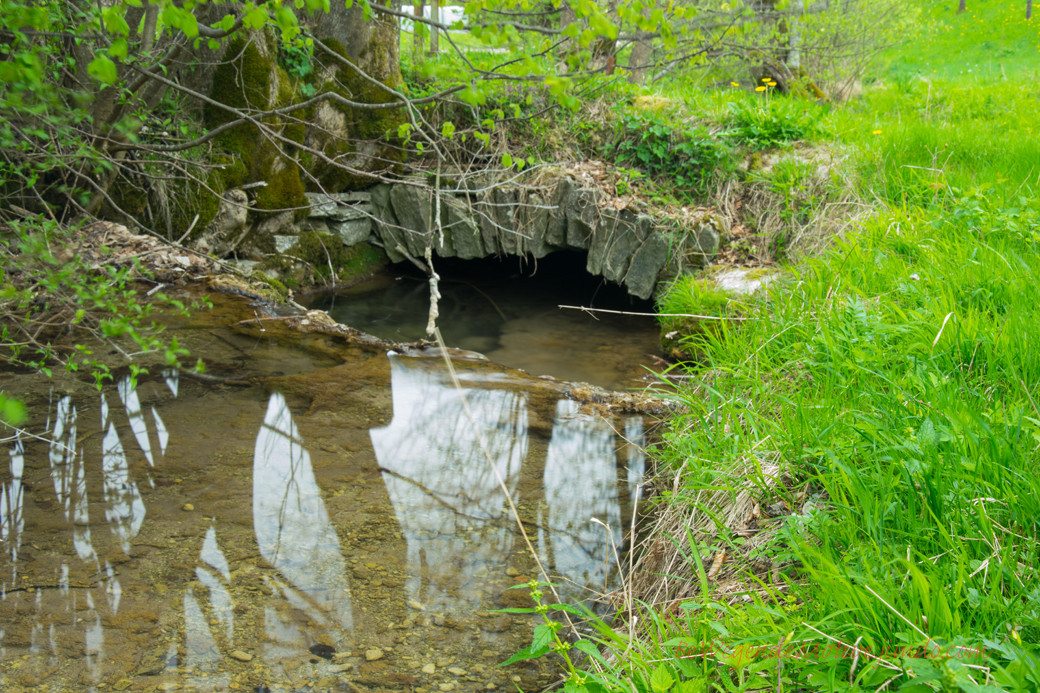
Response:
878,0,1040,81
639,3,1040,690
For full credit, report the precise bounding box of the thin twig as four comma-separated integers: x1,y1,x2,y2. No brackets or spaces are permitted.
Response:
558,305,749,321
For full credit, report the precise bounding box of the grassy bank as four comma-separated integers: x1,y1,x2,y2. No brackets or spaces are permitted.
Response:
525,4,1040,693
616,12,1040,693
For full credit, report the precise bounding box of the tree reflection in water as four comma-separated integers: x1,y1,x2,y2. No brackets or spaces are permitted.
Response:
372,355,645,608
0,352,645,690
253,392,353,654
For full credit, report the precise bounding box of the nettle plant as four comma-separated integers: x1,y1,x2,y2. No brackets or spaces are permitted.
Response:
0,218,210,422
494,580,629,693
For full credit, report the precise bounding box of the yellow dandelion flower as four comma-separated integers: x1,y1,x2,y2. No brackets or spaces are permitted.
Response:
755,86,767,92
872,129,882,135
730,81,739,87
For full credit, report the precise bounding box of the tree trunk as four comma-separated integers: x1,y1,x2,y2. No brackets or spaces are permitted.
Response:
560,1,575,29
786,0,804,70
427,0,439,57
957,0,966,14
627,0,654,84
1028,0,1033,19
627,34,651,84
413,0,424,61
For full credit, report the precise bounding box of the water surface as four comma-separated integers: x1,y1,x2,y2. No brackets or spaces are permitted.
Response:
0,292,645,693
307,254,662,391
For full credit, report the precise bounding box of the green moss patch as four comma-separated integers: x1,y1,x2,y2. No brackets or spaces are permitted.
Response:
295,232,387,282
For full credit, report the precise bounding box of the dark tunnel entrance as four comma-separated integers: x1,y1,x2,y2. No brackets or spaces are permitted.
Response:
306,251,663,390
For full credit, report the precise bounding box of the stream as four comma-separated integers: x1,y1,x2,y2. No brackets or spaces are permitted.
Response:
0,277,657,693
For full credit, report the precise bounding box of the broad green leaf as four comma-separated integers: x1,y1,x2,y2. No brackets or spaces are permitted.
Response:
180,12,199,38
501,153,513,168
531,624,554,651
87,55,118,85
572,640,607,666
676,681,705,693
442,122,455,139
649,664,674,693
102,7,131,36
243,6,269,30
0,395,27,426
498,642,550,667
109,38,129,60
160,6,181,29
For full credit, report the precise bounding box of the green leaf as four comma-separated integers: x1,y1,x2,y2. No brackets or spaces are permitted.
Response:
502,153,513,168
498,643,551,667
531,624,554,651
180,12,199,38
102,7,131,36
87,56,118,85
243,6,269,30
0,395,27,426
442,122,456,139
649,665,674,693
572,640,607,666
109,38,129,60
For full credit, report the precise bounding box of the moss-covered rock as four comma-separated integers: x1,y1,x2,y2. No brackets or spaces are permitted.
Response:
104,169,224,242
294,232,388,282
255,254,308,289
204,34,306,218
296,38,407,193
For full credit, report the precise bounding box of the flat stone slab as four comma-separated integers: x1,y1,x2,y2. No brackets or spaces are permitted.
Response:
274,235,298,253
714,268,775,295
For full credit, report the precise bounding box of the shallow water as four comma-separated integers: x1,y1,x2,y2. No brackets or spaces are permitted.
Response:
0,292,645,693
306,255,662,391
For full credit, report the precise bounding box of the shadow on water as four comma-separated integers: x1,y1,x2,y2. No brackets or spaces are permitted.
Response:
0,293,646,692
306,252,662,391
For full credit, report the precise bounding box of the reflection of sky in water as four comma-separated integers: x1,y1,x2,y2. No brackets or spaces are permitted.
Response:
102,384,147,554
2,435,24,574
539,400,625,594
253,392,353,641
626,418,645,506
371,355,528,612
372,356,644,607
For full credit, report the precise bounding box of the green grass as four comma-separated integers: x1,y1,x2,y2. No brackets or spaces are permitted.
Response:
639,191,1040,691
878,0,1040,81
607,3,1040,692
827,80,1040,204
